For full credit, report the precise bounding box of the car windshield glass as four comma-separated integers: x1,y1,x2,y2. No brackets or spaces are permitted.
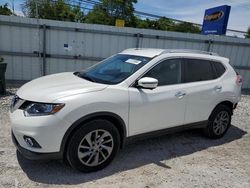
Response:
75,54,151,84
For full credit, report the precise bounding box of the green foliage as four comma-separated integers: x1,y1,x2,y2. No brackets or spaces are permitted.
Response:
135,17,175,31
246,27,250,39
172,22,201,33
157,17,175,31
0,3,12,16
85,0,137,26
85,6,113,25
135,17,200,33
23,0,84,22
22,0,200,34
84,0,199,33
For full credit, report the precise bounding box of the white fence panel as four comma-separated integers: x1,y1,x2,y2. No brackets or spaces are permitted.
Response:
0,15,250,91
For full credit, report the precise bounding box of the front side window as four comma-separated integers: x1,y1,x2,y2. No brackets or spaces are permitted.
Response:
143,59,182,86
75,54,151,84
184,59,214,83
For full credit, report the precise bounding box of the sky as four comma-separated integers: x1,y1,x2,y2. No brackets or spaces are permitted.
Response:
134,0,250,32
1,0,250,32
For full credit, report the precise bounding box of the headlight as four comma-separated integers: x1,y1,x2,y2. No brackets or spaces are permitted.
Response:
24,103,65,116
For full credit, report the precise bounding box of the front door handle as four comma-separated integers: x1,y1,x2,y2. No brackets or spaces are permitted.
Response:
175,91,186,99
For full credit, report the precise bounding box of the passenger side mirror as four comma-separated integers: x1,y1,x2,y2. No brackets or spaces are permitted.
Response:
137,77,158,89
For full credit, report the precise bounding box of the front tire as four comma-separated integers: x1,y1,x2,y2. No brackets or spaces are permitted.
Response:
66,119,120,172
204,105,232,139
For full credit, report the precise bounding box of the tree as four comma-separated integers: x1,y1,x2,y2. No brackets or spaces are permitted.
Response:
22,0,84,22
85,0,137,27
135,17,200,33
0,3,12,16
156,17,175,31
135,17,174,31
246,27,250,39
85,5,113,25
172,22,201,34
22,0,201,34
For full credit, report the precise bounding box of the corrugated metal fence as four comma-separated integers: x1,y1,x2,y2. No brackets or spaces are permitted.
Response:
0,15,250,91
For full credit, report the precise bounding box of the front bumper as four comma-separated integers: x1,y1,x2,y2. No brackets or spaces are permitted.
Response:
11,131,62,160
10,109,71,154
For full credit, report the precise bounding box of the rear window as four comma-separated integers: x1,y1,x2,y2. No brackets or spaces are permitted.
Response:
213,61,226,78
184,59,214,82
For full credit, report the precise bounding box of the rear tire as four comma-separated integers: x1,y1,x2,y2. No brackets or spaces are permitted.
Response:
204,104,232,139
66,119,120,172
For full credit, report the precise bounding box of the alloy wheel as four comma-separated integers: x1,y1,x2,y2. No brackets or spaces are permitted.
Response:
77,129,114,166
213,111,230,135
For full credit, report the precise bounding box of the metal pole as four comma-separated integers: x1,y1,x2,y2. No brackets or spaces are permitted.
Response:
136,33,140,48
42,24,46,76
207,39,212,52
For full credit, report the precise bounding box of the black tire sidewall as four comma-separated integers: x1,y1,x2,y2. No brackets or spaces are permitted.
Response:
205,105,232,139
66,119,120,172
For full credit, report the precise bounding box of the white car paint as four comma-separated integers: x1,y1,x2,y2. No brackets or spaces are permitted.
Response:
128,83,187,135
17,72,108,102
10,48,241,154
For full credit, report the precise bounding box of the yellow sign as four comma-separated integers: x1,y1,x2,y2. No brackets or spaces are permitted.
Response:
115,19,125,27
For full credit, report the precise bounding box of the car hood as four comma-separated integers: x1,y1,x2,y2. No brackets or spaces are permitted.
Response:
17,72,108,102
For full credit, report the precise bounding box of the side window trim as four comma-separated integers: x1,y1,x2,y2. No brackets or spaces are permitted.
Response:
180,59,185,84
131,57,184,87
183,58,188,83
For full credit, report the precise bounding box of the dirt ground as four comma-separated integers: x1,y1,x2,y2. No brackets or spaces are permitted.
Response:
0,88,250,188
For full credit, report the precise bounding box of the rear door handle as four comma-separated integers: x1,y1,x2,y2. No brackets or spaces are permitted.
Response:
175,91,186,99
214,85,222,92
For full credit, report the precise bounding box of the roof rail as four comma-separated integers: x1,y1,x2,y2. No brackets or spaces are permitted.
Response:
161,49,218,56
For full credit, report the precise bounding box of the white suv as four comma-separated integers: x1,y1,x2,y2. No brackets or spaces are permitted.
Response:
10,48,242,172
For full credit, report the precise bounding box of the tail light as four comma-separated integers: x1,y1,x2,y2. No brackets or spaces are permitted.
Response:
236,72,242,85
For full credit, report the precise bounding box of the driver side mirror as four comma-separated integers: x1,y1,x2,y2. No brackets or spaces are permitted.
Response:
137,77,158,89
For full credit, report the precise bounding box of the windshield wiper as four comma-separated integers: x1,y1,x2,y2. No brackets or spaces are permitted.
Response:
82,75,96,82
74,72,80,76
74,72,96,83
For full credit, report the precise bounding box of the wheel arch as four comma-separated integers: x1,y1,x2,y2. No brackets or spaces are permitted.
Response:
60,112,127,158
213,100,234,115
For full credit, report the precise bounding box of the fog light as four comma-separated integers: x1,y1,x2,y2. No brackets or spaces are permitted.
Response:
24,137,34,147
23,136,41,148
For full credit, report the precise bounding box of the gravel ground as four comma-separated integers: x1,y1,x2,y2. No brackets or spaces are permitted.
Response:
0,87,250,188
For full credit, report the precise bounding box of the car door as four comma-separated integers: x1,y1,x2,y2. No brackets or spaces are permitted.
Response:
182,58,223,124
128,58,187,136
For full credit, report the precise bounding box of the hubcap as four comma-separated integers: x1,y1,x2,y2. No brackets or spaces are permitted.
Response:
213,111,230,135
77,129,114,166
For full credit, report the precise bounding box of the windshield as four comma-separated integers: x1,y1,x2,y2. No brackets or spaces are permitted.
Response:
75,54,151,84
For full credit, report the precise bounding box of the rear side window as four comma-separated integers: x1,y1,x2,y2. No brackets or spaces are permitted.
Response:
213,61,226,78
184,59,214,82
